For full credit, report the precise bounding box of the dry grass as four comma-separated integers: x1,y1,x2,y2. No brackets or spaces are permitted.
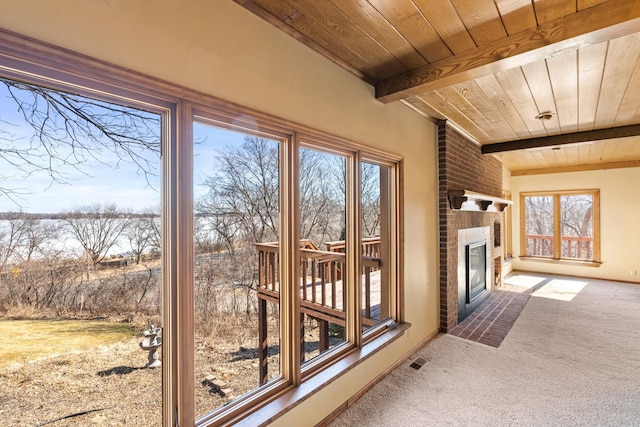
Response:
0,335,162,426
0,316,324,426
0,317,281,426
0,320,136,369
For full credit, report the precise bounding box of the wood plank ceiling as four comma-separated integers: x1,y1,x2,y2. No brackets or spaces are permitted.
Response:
235,0,640,175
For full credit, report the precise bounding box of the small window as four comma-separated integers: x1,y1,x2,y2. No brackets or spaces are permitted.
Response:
360,161,394,334
520,190,600,263
299,146,349,363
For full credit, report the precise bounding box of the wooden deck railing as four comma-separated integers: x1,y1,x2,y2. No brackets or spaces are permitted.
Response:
255,238,381,320
325,236,381,259
526,234,593,259
255,238,382,384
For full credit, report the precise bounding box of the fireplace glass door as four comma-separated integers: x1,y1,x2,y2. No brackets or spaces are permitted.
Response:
466,241,487,304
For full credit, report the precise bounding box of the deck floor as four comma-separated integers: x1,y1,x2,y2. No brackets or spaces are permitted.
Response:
303,270,381,315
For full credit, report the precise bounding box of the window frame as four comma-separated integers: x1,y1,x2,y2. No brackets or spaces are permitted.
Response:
359,154,403,340
503,191,513,261
296,135,360,377
519,189,601,265
0,28,406,426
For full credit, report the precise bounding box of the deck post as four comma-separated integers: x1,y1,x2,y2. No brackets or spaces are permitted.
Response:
258,297,268,385
364,265,371,318
319,319,329,353
300,312,306,363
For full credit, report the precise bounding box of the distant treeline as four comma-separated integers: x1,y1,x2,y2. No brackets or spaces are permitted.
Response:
0,212,159,220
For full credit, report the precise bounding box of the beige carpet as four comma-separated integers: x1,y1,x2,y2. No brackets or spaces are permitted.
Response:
330,273,640,426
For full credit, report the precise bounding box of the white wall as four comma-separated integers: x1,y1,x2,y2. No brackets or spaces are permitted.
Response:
511,168,640,283
0,1,440,424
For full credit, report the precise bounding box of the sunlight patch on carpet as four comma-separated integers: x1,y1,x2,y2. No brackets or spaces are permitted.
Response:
503,274,546,288
532,279,587,302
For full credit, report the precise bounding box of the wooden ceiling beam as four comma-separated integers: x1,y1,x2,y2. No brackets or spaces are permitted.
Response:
481,124,640,154
511,160,640,176
375,0,640,103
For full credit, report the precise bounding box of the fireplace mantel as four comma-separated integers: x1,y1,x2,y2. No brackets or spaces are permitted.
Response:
448,190,513,212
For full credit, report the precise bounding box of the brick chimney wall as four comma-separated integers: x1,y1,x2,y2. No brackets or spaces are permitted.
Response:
438,121,504,332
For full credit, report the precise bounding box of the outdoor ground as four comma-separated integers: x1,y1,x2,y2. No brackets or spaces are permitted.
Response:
0,320,163,426
0,318,283,426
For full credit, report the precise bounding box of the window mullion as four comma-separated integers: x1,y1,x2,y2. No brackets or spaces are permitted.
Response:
171,100,195,427
389,164,402,322
519,193,527,257
286,132,302,384
161,105,178,427
553,194,561,260
346,152,362,346
592,190,600,262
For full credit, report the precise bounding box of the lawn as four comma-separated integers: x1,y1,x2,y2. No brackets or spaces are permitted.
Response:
0,319,137,369
0,317,276,425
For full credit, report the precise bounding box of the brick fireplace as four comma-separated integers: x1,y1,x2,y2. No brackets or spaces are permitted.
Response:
438,121,506,332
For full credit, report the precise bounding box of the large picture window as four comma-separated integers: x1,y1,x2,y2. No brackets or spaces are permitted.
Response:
0,76,164,425
520,190,600,263
0,31,404,426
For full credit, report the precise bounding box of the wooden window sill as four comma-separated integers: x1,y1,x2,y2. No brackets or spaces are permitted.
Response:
519,256,602,267
229,322,410,427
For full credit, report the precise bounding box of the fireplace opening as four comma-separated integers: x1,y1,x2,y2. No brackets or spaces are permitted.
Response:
466,241,487,303
457,226,491,323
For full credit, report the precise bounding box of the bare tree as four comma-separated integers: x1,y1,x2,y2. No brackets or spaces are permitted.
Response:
194,217,220,255
0,77,161,205
560,194,593,258
321,155,385,242
361,162,382,237
524,196,554,255
560,194,593,237
299,148,342,245
21,216,61,262
194,136,282,320
63,204,130,266
525,196,554,236
0,78,164,318
197,136,280,246
126,214,157,264
0,214,27,268
143,207,162,256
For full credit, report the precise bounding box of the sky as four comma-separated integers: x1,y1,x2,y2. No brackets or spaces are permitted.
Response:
0,80,248,214
0,88,161,213
193,122,247,201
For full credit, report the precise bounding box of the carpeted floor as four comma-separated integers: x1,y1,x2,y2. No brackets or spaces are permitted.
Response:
329,272,640,427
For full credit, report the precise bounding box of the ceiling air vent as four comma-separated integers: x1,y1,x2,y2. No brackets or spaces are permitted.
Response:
535,111,555,120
